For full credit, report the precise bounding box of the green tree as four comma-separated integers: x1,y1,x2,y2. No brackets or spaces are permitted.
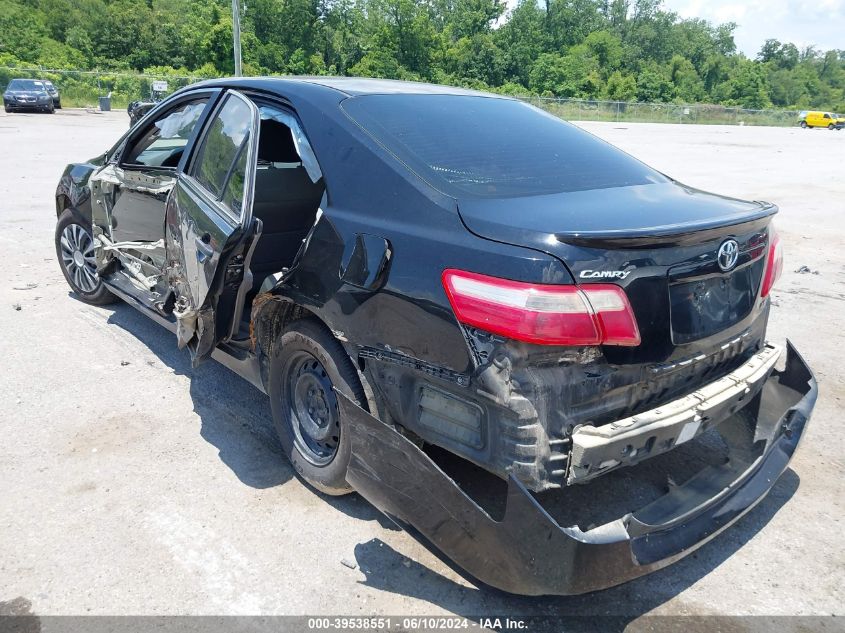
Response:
604,70,636,100
0,0,840,113
669,54,705,101
583,30,623,76
494,0,547,87
725,59,771,109
636,61,673,101
529,48,602,97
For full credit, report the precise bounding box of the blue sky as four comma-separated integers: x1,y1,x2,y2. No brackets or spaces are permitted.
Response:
662,0,845,57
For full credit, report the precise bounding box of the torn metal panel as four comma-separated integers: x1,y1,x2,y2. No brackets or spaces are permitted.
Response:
342,341,816,596
93,231,164,291
568,343,783,484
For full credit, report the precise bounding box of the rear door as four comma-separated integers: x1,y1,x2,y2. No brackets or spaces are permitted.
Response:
165,90,261,364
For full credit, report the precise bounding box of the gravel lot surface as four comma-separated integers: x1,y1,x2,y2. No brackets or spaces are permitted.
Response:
0,108,842,624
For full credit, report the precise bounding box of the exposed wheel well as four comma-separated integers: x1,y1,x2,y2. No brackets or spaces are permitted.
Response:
251,297,313,363
251,297,381,415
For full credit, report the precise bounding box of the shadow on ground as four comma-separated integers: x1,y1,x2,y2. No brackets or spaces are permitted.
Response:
101,298,800,624
103,300,393,526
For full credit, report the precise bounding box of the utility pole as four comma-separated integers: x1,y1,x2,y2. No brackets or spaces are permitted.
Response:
232,0,242,76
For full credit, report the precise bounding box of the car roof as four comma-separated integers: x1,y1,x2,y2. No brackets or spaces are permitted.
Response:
190,76,506,99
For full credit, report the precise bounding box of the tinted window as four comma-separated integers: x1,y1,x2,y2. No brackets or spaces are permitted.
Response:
191,94,253,209
124,98,208,168
342,95,667,198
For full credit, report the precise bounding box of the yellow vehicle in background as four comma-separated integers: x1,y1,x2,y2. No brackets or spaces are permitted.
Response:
799,111,844,129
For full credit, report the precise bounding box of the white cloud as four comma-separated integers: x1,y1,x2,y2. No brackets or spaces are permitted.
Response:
662,0,844,55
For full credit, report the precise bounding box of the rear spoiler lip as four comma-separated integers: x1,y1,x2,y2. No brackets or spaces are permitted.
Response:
340,339,816,596
555,204,777,249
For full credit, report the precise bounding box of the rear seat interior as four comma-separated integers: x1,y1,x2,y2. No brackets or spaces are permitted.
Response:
249,117,324,291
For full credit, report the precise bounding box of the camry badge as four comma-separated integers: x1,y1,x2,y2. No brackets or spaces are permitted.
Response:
579,270,631,280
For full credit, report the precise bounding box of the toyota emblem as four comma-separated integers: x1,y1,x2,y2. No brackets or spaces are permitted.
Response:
717,239,739,272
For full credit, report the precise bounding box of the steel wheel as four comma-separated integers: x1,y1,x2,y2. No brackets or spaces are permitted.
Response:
287,351,341,466
60,223,98,293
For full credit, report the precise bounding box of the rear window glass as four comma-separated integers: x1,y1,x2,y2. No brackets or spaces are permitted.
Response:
342,95,667,198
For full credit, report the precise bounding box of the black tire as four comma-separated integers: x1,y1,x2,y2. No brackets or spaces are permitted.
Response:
4,104,10,113
55,209,117,306
46,102,55,114
268,318,367,495
800,121,807,128
55,100,62,109
828,123,835,130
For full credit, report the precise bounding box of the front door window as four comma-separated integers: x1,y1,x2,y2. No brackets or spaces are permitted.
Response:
123,99,208,169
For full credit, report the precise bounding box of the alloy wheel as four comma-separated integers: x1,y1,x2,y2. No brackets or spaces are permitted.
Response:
60,223,99,293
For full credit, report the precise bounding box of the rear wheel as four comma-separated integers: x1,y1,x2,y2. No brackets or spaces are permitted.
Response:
268,318,367,495
800,121,807,128
55,210,117,306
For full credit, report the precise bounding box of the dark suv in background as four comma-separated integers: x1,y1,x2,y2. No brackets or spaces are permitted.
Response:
43,80,61,108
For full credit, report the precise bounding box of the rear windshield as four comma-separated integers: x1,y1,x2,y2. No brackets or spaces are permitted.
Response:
7,79,45,91
341,94,667,198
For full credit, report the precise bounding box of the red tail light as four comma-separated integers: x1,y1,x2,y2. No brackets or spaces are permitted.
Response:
441,269,641,347
761,231,783,298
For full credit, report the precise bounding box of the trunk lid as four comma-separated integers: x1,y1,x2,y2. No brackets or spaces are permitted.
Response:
457,181,776,363
457,182,775,245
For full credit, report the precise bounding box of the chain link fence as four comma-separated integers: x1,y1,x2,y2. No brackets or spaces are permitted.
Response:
521,96,800,127
1,66,801,127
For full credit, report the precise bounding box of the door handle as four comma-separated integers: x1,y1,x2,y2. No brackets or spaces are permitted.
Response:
195,234,214,262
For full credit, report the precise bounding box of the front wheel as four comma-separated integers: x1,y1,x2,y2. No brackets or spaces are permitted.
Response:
268,318,368,495
828,123,835,130
800,121,807,128
55,210,117,305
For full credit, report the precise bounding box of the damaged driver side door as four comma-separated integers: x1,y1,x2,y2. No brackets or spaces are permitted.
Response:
164,90,260,364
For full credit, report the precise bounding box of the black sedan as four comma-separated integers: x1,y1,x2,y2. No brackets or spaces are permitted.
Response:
3,78,55,113
52,77,815,595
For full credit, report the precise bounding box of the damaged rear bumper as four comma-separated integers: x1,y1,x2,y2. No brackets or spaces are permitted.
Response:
341,340,817,595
